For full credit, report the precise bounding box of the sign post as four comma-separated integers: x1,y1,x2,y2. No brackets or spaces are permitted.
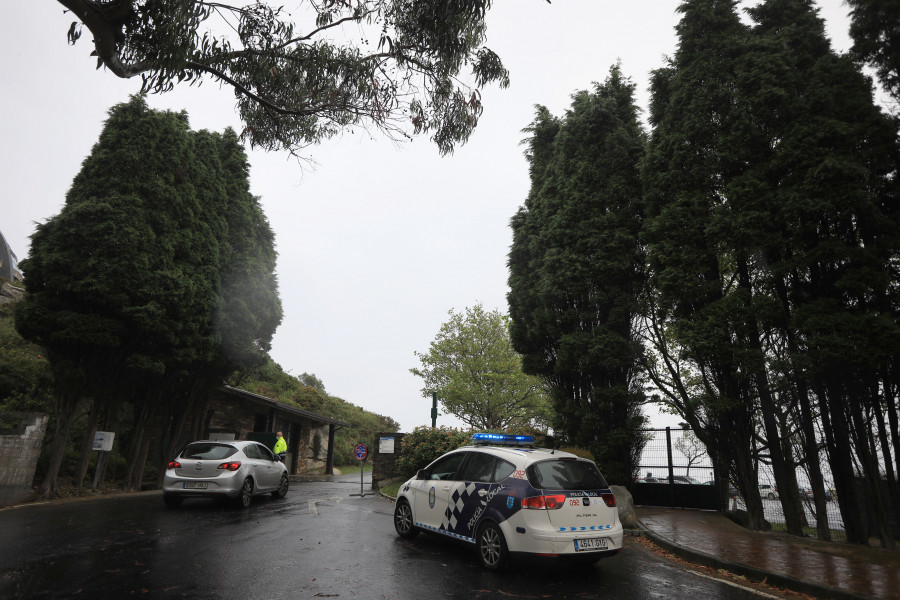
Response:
91,431,115,490
350,443,371,497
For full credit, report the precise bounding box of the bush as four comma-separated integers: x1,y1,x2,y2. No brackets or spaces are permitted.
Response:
558,447,594,461
396,426,470,478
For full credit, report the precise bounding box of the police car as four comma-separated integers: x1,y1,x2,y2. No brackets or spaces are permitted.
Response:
393,434,622,569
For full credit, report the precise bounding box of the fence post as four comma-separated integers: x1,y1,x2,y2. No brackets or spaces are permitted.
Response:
665,427,675,504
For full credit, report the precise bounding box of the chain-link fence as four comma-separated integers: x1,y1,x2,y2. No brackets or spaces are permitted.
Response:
637,428,714,484
636,428,846,542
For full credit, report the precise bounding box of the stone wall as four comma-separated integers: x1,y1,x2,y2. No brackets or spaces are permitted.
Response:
0,281,25,305
371,432,406,490
0,413,49,507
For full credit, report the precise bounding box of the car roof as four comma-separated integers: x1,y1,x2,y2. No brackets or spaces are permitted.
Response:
189,440,261,447
451,445,583,466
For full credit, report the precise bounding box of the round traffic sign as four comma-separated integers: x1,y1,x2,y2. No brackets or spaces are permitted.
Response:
354,443,368,461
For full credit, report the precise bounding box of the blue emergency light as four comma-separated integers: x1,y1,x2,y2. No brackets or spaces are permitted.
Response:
470,433,535,447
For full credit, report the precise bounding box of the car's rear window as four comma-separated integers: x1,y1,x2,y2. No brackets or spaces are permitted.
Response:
527,459,608,491
180,443,237,460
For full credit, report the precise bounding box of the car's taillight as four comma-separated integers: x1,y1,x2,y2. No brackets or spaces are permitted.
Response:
167,461,181,470
601,492,617,507
217,461,242,471
521,494,567,510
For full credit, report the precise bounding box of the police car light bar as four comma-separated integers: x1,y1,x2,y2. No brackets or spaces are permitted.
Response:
470,433,535,447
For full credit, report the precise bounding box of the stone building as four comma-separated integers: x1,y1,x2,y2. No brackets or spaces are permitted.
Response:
205,385,348,476
0,228,23,283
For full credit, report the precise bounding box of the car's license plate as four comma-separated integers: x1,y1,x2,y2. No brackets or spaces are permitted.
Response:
574,537,608,551
183,481,208,489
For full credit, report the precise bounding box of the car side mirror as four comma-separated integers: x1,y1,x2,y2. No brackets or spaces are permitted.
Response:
417,469,426,480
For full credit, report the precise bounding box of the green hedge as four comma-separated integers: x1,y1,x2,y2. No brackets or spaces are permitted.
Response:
396,426,470,478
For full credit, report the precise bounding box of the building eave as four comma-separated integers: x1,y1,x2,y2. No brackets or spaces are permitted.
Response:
217,385,350,428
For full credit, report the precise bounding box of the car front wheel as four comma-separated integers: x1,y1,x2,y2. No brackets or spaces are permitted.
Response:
477,521,508,570
235,478,253,508
394,499,418,538
272,474,289,499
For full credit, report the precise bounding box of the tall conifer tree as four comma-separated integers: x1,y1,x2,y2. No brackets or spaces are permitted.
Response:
16,96,282,495
641,0,774,530
508,66,647,484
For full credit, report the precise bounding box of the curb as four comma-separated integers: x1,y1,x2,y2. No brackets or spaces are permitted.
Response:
637,520,871,600
288,474,336,483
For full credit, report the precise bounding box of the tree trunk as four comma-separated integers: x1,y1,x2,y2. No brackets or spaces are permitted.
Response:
124,402,150,490
736,259,805,535
37,391,80,499
796,382,831,541
819,380,869,544
130,431,153,491
72,400,99,489
848,386,895,550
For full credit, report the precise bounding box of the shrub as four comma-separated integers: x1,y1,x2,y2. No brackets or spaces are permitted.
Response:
558,447,594,461
396,426,470,478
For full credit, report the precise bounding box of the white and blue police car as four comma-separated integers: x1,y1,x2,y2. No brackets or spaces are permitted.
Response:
393,433,623,570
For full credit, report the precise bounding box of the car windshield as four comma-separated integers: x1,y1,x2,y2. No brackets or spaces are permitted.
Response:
528,459,608,491
180,443,238,460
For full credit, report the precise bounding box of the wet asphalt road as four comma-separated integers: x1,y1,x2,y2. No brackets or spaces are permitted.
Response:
0,473,773,599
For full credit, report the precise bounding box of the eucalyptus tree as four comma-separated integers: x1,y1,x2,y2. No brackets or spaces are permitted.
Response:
57,0,513,156
16,96,282,495
508,66,647,485
411,304,553,431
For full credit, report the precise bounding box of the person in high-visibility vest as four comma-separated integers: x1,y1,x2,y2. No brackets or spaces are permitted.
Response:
274,431,287,461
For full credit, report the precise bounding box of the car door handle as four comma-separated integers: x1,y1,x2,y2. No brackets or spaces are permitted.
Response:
477,489,488,497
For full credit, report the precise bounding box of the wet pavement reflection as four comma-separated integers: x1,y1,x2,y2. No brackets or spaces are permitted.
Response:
0,476,774,599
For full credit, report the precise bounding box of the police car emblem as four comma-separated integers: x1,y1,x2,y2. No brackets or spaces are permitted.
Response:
428,486,436,509
506,496,515,509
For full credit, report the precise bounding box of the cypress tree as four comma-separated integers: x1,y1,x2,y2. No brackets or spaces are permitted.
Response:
16,96,282,495
641,0,772,530
509,66,647,485
746,0,900,547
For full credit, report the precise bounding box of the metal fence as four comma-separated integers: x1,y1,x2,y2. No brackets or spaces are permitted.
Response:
636,428,846,542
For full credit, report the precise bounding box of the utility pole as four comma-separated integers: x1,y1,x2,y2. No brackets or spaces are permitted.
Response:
431,392,438,428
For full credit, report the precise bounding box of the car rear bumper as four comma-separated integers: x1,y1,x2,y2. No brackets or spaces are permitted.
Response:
162,473,243,498
504,522,624,556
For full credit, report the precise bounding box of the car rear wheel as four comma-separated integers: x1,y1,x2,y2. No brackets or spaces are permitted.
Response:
272,474,289,498
163,493,183,508
235,478,253,508
477,521,508,570
393,499,418,538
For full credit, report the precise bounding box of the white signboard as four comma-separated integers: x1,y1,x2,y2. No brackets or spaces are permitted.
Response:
379,436,395,454
92,431,115,452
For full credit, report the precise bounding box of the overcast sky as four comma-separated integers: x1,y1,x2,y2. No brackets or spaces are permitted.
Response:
2,2,857,433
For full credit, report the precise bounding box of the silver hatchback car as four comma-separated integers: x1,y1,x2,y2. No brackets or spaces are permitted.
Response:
162,440,289,508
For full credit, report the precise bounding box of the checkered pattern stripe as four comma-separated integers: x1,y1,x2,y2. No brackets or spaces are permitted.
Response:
414,521,475,543
558,524,614,532
442,482,476,531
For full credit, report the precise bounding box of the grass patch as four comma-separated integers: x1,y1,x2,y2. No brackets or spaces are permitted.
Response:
380,482,400,498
